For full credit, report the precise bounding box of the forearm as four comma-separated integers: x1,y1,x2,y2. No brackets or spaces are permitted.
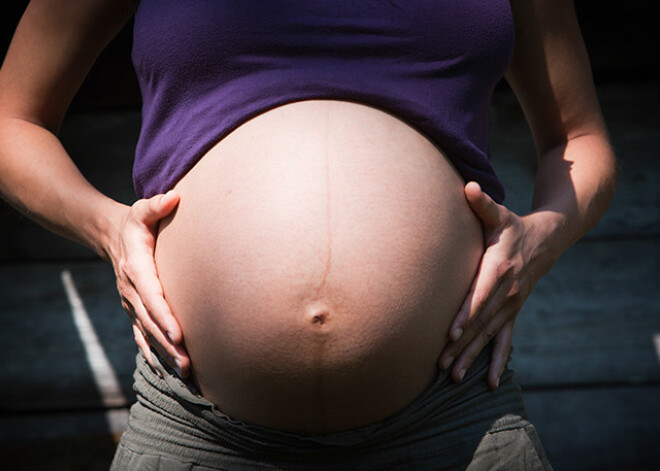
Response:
527,131,617,262
0,116,127,260
0,0,137,259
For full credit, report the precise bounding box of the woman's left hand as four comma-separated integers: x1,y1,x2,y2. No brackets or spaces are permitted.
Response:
438,181,559,389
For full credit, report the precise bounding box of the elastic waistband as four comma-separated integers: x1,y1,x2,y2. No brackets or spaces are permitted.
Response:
120,344,525,467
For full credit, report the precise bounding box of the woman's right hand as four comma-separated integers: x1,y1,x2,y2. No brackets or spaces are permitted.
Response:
110,190,191,377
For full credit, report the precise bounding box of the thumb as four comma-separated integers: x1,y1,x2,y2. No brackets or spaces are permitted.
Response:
464,182,502,228
138,190,181,226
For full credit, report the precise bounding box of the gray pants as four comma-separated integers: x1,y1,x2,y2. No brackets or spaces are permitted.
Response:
111,345,552,470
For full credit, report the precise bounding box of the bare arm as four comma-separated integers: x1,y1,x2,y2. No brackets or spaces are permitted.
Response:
508,0,616,250
0,0,190,375
439,0,617,387
0,0,134,254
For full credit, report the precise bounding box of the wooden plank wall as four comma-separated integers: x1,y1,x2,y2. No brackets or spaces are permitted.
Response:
1,1,658,470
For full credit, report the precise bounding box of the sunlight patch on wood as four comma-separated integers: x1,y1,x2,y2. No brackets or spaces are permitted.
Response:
61,270,129,435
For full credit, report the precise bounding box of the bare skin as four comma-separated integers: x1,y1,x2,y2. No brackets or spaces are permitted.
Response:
154,100,483,432
0,0,616,413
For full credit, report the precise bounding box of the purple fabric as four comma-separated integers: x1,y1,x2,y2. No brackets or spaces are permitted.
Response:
131,1,514,202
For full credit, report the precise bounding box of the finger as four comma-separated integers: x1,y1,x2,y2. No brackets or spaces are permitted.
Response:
446,275,479,343
120,295,136,321
439,253,507,369
134,190,181,227
131,263,183,344
120,236,184,344
439,301,492,372
448,251,502,338
488,322,514,389
464,182,502,228
126,285,190,377
124,195,183,343
448,299,517,383
133,324,155,368
133,324,168,379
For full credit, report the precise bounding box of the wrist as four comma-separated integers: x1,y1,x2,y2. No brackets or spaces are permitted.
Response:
90,198,129,263
522,209,569,276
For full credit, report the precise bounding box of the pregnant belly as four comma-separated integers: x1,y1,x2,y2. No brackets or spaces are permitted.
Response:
154,100,483,433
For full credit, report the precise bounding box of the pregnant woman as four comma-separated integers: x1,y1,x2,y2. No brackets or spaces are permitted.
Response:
0,0,616,469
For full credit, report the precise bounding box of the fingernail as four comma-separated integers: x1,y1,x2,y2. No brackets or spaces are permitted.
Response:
441,356,454,370
452,328,463,341
174,358,185,378
495,377,500,388
166,331,177,344
458,368,466,381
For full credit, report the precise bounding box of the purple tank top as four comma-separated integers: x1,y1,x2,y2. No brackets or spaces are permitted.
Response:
132,1,514,202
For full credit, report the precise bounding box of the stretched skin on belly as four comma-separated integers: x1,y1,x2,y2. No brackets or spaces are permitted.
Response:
154,100,483,433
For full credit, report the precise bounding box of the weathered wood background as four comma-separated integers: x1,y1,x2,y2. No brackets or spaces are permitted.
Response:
1,1,658,470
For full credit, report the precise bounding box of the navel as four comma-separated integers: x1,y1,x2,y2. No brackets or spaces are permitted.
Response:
304,302,332,330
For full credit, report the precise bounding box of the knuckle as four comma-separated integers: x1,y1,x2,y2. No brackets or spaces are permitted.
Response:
123,261,137,280
132,198,148,213
140,294,160,318
141,328,154,343
482,329,496,343
143,285,164,306
117,258,133,279
148,197,161,213
132,325,144,343
496,260,515,279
